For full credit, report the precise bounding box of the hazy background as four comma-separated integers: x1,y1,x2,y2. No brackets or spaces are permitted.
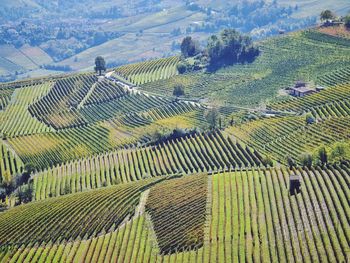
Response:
0,0,349,82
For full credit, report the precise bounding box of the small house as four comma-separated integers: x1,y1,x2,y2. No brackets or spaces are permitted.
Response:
289,81,317,97
290,174,301,195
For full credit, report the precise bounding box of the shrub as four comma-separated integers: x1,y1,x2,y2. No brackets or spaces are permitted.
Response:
286,155,296,169
299,153,313,169
173,84,185,97
313,146,328,166
205,108,220,129
330,142,349,163
177,62,187,74
344,15,350,29
305,113,315,124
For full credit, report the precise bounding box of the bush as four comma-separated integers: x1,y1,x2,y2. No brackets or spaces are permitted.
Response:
205,108,220,129
344,15,350,29
177,62,187,74
173,84,185,97
286,155,296,169
305,113,315,124
313,146,328,166
299,153,313,169
330,142,349,163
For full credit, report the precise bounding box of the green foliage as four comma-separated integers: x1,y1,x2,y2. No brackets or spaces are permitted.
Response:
205,107,220,129
305,113,315,124
320,10,335,21
344,15,350,29
299,153,313,168
173,84,185,96
262,154,273,167
286,155,297,169
176,62,187,74
206,29,259,69
180,36,200,58
329,142,350,163
94,56,106,75
313,145,329,165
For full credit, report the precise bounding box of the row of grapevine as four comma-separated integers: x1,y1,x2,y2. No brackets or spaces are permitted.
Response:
113,56,180,85
7,123,141,170
2,165,348,262
0,213,161,263
8,100,203,170
269,83,350,113
30,130,263,201
0,83,53,137
318,66,350,87
146,174,208,254
227,115,350,162
208,166,349,262
303,29,350,47
0,177,162,246
83,80,127,106
310,99,350,119
0,142,23,182
80,93,171,124
28,74,97,129
0,87,14,110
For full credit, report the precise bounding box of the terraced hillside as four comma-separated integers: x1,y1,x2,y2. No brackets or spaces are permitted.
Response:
226,115,350,163
0,27,349,263
269,82,350,119
140,29,350,107
30,130,263,201
113,56,180,85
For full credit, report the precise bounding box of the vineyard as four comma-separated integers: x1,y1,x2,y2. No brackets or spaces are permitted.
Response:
269,82,350,119
0,142,23,183
226,115,350,163
113,56,180,85
140,30,350,107
0,166,348,262
0,27,349,262
31,130,263,201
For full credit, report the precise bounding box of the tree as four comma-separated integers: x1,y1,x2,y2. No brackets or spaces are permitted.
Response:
180,36,199,58
206,29,259,69
205,108,220,129
344,15,350,29
299,153,313,169
320,10,335,21
305,113,315,125
173,84,185,97
94,56,106,75
286,155,296,169
176,62,187,74
313,146,328,166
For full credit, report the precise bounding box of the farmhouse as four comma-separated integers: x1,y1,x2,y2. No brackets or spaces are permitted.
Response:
288,81,317,97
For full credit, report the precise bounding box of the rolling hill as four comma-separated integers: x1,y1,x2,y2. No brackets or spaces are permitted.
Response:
0,24,349,263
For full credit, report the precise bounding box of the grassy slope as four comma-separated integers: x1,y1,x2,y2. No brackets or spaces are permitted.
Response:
0,44,54,77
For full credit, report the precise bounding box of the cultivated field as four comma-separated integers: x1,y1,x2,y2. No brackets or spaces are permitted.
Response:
0,28,349,262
